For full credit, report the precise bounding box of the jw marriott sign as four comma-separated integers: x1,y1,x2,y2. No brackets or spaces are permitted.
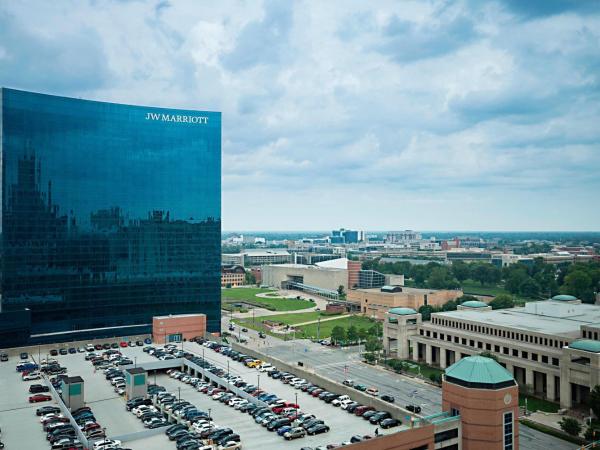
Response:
145,112,209,124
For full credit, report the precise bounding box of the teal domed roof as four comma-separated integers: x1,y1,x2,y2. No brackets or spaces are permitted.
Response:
569,339,600,353
445,356,515,389
461,300,488,308
389,307,417,315
551,294,578,302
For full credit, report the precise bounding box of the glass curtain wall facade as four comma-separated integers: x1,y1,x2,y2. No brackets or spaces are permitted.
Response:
0,88,221,343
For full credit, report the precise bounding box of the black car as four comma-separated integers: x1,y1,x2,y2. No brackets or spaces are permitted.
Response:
37,405,61,416
369,411,392,424
68,348,77,354
307,424,329,435
406,404,422,413
381,394,395,403
59,349,68,355
362,410,377,420
29,384,50,393
258,332,266,338
20,352,28,359
381,418,401,429
50,349,59,356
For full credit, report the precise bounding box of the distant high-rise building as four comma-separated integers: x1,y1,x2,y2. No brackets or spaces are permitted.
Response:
330,228,363,244
0,88,221,345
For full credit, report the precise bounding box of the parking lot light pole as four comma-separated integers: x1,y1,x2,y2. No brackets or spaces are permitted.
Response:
178,386,181,402
134,357,137,369
227,360,230,377
257,374,260,392
295,392,298,414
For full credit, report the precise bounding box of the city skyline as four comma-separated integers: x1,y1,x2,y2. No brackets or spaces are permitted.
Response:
1,1,599,231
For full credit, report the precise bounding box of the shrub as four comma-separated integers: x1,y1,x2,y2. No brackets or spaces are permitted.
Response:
559,417,582,436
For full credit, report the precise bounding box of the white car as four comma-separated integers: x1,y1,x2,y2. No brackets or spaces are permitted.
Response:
234,399,249,410
340,399,355,409
218,442,242,450
110,377,124,386
93,440,122,450
258,363,275,372
23,372,41,381
134,405,156,417
332,395,350,407
212,392,225,400
228,397,243,407
40,413,64,423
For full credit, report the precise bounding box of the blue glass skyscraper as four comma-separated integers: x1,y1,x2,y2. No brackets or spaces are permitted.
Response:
0,88,221,345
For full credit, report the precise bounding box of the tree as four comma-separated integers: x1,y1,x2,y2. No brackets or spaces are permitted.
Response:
368,322,383,338
489,294,514,310
346,325,359,344
428,267,450,289
590,385,600,419
244,271,257,285
561,269,593,303
337,285,345,296
479,351,498,361
418,305,435,321
451,261,470,283
472,264,490,286
505,268,529,294
559,417,582,436
365,335,383,353
331,326,346,345
519,278,541,299
357,328,368,343
441,300,458,312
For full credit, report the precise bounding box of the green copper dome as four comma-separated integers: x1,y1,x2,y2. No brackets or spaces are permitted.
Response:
461,300,488,308
445,356,515,389
569,339,600,353
388,307,417,315
551,294,578,302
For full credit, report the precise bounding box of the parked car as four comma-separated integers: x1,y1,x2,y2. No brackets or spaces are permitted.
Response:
29,394,52,403
381,394,395,403
283,427,306,440
306,424,330,435
381,418,401,429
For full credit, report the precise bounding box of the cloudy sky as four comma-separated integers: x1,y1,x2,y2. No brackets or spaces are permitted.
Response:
1,0,599,231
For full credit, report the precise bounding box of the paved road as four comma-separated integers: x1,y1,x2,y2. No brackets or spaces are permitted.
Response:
520,424,575,450
223,315,442,415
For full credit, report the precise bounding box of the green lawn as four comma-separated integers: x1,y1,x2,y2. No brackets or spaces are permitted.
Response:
239,311,329,326
461,280,509,297
392,360,444,380
222,287,314,311
221,287,273,301
296,315,376,339
519,394,560,413
248,297,315,311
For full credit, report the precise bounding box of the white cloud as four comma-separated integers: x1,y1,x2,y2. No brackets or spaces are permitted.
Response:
1,0,599,230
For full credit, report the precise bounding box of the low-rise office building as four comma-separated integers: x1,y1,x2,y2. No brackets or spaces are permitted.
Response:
384,295,600,409
221,265,246,287
349,286,463,320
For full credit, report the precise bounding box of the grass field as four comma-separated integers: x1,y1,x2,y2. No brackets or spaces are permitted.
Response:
461,280,509,297
238,311,329,326
221,287,273,301
519,395,560,413
296,315,375,339
221,287,314,311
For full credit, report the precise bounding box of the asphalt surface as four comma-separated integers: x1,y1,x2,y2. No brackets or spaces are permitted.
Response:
223,315,443,415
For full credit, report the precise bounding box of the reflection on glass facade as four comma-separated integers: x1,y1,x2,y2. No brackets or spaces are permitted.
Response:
0,88,221,342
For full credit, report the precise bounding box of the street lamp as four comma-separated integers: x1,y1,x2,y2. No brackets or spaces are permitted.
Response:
134,357,137,369
227,360,230,377
178,386,181,402
257,374,260,392
295,392,298,413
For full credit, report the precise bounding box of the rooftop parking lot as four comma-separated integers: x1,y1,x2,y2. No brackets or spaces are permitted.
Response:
0,340,406,450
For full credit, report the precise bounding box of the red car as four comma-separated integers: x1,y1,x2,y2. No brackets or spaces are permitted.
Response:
354,405,375,416
82,422,101,432
311,389,324,397
29,394,52,403
119,341,128,348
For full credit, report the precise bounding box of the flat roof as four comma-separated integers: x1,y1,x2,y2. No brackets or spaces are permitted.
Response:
153,313,206,319
434,302,600,338
356,286,444,294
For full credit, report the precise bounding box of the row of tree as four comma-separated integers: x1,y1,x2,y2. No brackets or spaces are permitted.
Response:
362,258,600,303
